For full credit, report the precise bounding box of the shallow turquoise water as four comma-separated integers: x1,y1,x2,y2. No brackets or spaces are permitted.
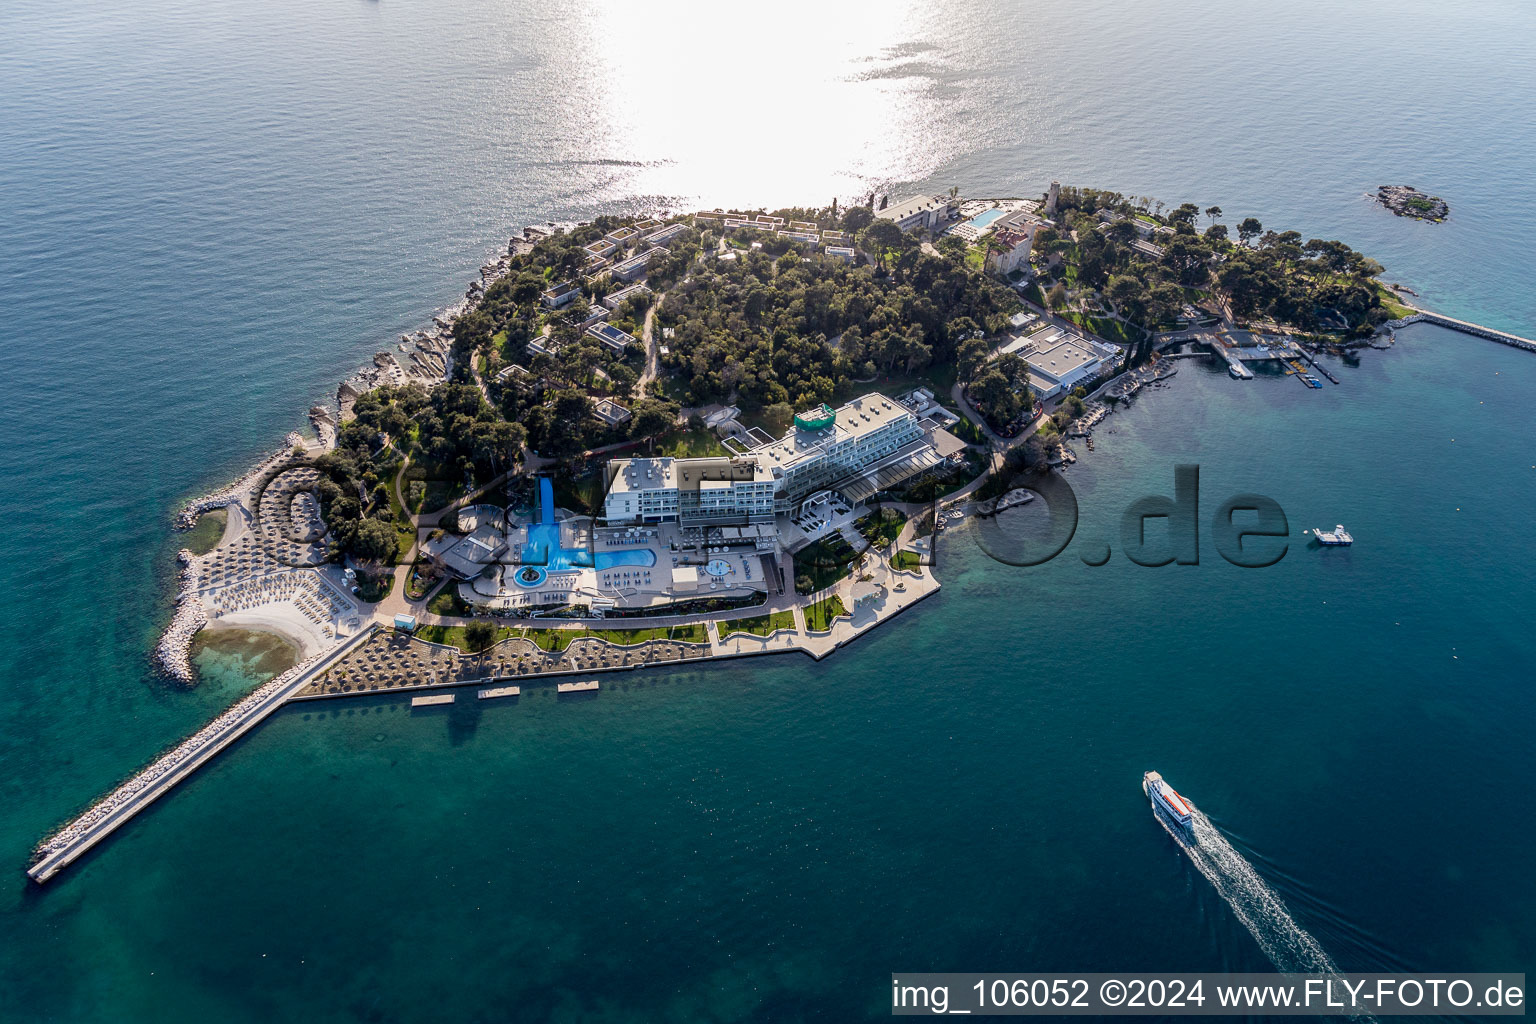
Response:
0,1,1532,1019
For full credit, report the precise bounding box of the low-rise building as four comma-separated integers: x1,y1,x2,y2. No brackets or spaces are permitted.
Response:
603,456,776,524
604,225,640,246
611,246,669,282
593,399,632,427
789,220,818,232
541,281,580,309
644,222,689,246
526,335,565,358
601,281,652,310
584,239,618,260
1130,238,1166,260
777,229,819,246
586,322,635,353
874,194,959,233
1018,333,1120,401
824,245,856,263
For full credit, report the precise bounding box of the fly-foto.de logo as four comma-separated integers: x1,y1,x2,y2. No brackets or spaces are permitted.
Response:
971,464,1291,569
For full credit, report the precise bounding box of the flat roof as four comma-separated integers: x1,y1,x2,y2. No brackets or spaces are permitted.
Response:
875,194,947,223
749,394,913,475
1022,334,1104,381
607,455,771,495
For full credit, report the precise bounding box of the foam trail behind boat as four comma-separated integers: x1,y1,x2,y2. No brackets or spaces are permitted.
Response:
1179,807,1337,972
1168,805,1376,1022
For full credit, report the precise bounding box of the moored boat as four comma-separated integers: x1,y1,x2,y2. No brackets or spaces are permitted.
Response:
1312,524,1353,545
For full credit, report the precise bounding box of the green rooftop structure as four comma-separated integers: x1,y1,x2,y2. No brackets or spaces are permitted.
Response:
793,403,836,432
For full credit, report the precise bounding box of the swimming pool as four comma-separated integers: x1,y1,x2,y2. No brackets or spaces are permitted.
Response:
966,207,1006,230
518,478,656,576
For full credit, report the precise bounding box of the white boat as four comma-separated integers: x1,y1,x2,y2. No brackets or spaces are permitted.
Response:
994,488,1035,513
1312,524,1353,546
1143,770,1193,837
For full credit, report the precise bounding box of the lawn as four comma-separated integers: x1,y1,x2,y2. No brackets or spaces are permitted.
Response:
720,609,796,639
795,535,857,594
804,594,848,632
427,585,474,618
656,426,727,459
890,550,923,572
354,572,394,603
1066,313,1142,347
415,623,517,651
854,507,906,547
863,361,960,405
1373,280,1416,320
404,472,466,516
413,621,708,654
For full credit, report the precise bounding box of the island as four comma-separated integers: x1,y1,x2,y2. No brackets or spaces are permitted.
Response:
30,179,1535,883
1376,184,1449,222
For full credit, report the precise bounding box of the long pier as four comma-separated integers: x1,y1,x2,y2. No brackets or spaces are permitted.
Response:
1389,310,1536,352
27,627,376,885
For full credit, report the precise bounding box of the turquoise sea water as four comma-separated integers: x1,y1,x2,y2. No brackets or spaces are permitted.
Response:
1,1,1533,1019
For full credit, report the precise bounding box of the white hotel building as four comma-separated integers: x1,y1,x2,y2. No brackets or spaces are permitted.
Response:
602,394,938,525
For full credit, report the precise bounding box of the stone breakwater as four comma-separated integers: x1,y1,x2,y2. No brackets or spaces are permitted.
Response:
1381,311,1536,353
33,644,326,862
174,431,305,528
154,550,209,684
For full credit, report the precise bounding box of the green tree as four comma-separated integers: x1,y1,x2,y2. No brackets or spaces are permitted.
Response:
628,398,680,440
465,620,498,653
841,206,874,233
857,219,905,268
350,517,399,564
1237,217,1263,245
761,402,794,434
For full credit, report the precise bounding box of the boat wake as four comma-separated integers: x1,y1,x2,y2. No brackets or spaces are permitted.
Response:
1177,807,1338,972
1164,804,1376,1021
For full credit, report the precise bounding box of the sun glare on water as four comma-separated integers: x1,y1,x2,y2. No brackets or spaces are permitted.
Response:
569,0,964,208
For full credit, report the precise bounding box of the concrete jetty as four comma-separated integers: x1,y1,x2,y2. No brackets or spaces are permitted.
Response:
556,680,599,694
410,693,454,707
27,627,375,885
477,686,521,700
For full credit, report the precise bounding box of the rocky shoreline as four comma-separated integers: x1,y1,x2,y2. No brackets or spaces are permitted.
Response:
1376,185,1447,222
173,431,305,528
158,231,528,684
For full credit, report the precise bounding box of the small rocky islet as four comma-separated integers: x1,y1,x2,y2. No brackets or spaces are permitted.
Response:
1376,185,1448,222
